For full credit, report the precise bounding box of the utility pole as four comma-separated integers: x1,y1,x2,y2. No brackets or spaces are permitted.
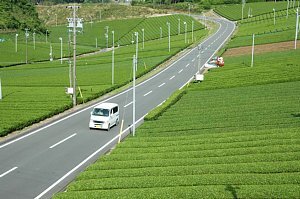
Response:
67,5,81,107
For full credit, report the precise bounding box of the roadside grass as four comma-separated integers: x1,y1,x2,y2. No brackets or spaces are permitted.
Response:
0,14,200,67
53,46,300,198
0,16,206,137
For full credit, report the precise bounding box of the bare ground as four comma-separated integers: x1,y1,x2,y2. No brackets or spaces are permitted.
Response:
223,41,300,57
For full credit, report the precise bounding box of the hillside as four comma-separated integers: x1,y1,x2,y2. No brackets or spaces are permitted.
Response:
0,0,45,32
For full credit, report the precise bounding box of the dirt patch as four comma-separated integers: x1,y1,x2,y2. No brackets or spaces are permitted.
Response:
223,41,300,57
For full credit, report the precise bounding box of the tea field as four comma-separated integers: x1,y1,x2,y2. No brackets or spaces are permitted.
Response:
0,14,201,67
53,44,300,198
215,1,296,21
0,15,206,136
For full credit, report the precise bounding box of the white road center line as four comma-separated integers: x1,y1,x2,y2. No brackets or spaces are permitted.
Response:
0,167,18,178
158,82,165,88
143,91,152,97
169,75,175,80
185,63,190,68
192,58,195,62
178,69,183,74
124,101,133,108
49,133,77,149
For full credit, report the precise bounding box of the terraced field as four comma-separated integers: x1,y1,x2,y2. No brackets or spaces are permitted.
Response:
54,46,300,198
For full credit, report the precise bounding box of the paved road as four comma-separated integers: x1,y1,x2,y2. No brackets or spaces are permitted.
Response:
0,16,235,199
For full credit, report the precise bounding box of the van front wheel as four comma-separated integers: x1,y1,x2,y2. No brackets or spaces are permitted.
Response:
107,124,110,131
116,119,119,126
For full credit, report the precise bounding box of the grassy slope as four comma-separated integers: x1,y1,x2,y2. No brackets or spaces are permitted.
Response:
54,48,300,198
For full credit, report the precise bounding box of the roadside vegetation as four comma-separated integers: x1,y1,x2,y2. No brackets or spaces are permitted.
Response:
54,1,300,198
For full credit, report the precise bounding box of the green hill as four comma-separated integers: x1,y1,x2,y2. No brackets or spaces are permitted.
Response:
0,0,45,32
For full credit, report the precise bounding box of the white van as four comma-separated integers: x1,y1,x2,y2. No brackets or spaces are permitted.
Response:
89,103,119,131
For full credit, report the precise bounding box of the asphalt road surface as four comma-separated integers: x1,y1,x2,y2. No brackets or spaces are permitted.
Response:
0,16,235,199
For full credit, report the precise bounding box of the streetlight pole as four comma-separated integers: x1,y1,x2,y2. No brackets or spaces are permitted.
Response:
33,30,36,50
46,29,48,43
142,28,145,49
59,37,63,64
25,28,29,64
295,8,299,49
105,26,109,49
287,0,290,19
160,27,162,39
15,33,18,52
184,21,187,44
55,14,57,26
273,8,276,25
251,33,255,67
166,22,170,52
134,32,138,71
192,20,194,42
178,18,180,35
188,4,191,16
132,54,136,137
112,31,114,85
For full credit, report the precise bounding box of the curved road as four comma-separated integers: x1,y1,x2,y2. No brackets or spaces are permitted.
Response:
0,16,235,199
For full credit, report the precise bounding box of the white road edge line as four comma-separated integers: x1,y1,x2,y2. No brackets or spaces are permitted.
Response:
158,83,165,88
178,69,183,74
0,167,18,178
49,133,77,149
143,91,152,97
124,101,133,108
34,115,146,199
169,75,175,80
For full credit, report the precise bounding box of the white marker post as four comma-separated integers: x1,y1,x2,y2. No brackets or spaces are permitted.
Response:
251,33,255,67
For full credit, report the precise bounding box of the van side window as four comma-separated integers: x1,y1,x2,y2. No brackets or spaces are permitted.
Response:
113,106,118,114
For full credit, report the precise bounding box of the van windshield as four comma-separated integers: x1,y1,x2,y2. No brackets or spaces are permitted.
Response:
92,108,109,117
